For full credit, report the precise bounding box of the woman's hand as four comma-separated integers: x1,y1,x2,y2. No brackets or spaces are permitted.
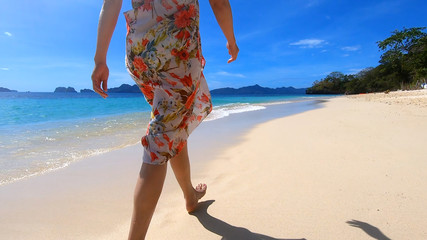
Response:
91,63,109,98
227,41,239,63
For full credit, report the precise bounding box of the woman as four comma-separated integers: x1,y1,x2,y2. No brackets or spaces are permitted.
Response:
91,0,238,239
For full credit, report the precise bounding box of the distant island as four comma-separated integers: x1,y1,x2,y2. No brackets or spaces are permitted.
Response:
80,89,95,93
42,84,307,95
0,87,18,92
210,84,306,95
54,87,77,93
108,84,141,93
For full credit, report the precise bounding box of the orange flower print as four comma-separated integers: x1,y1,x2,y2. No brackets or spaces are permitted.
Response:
198,93,210,103
169,72,180,79
176,140,186,152
150,152,159,162
153,108,159,116
197,115,202,121
140,85,154,100
185,89,197,109
133,56,148,72
180,74,192,87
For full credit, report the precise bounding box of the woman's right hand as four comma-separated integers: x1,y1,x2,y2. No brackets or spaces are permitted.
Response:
91,63,109,98
227,41,239,63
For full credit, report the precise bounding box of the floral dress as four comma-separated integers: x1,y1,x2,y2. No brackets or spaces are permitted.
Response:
124,0,212,164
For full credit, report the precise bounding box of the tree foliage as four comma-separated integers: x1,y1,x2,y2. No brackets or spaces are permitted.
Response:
307,27,427,94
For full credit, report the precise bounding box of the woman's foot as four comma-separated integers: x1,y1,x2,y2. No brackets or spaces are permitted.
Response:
186,183,207,213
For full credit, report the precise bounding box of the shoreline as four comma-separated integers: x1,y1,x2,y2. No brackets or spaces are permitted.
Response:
0,99,324,239
0,97,326,187
1,90,426,239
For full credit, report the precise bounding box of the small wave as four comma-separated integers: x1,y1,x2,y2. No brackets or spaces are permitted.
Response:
205,103,266,121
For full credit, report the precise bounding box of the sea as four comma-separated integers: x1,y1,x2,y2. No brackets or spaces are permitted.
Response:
0,92,324,186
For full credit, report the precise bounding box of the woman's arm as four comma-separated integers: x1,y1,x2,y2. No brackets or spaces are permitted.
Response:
209,0,239,63
91,0,123,98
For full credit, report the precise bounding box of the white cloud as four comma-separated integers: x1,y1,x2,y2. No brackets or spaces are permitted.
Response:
341,45,361,51
4,32,12,37
347,68,364,74
215,71,245,78
0,67,9,71
290,39,327,48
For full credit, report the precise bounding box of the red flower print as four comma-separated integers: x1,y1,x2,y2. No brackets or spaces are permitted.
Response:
142,1,153,11
198,93,210,103
150,152,159,162
168,140,173,150
180,74,192,87
197,115,202,121
132,70,140,79
141,136,148,147
176,140,186,152
178,49,189,61
153,108,159,116
169,72,180,79
165,78,178,86
161,0,173,10
171,48,179,56
154,137,165,147
156,16,163,22
140,85,154,100
133,56,148,72
142,39,149,46
175,30,190,39
174,7,195,28
188,5,195,16
163,133,170,142
164,89,173,97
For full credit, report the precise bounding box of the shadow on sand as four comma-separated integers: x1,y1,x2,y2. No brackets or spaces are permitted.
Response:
347,219,391,240
190,200,306,240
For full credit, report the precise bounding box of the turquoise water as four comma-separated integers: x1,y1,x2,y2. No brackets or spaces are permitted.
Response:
0,92,322,185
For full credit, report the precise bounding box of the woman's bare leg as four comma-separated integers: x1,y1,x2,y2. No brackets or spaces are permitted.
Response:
170,142,207,212
128,163,167,240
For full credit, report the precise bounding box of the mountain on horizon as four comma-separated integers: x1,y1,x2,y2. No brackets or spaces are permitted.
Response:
39,84,306,95
210,84,306,95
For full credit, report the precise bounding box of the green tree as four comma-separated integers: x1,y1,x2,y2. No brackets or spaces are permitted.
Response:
377,27,427,86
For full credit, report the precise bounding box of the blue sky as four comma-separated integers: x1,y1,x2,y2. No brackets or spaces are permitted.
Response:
0,0,426,92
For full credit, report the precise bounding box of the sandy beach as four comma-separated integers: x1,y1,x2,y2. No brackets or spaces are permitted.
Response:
1,90,426,240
